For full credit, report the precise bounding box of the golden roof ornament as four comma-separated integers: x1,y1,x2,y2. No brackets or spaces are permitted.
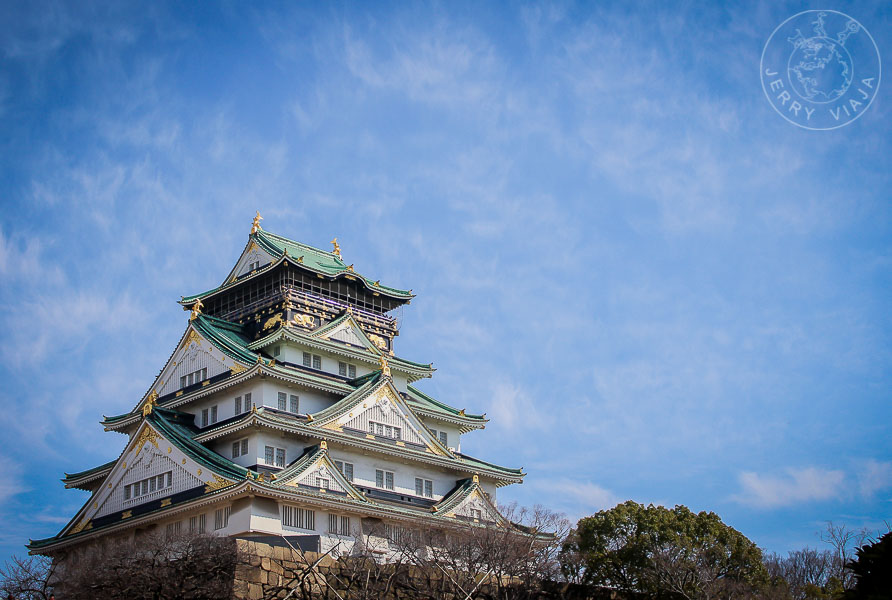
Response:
142,390,159,417
251,211,263,234
330,237,341,258
379,355,391,378
320,440,328,450
189,298,204,321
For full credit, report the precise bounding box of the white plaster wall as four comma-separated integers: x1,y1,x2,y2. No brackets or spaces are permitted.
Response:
183,381,262,429
256,380,334,415
327,447,466,501
275,340,374,380
419,418,461,452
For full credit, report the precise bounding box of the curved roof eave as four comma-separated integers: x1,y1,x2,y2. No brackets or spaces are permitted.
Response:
179,232,414,305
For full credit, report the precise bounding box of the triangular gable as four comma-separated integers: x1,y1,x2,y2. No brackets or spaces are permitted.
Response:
63,420,237,536
310,312,386,353
141,324,248,405
434,477,505,525
222,238,277,285
311,378,454,458
274,444,367,502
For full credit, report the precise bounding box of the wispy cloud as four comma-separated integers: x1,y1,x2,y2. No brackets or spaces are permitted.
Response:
733,461,892,509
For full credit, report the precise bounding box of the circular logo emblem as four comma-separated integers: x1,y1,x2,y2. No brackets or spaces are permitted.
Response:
761,10,881,130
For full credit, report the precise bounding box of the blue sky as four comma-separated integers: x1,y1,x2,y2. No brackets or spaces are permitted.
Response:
1,0,890,561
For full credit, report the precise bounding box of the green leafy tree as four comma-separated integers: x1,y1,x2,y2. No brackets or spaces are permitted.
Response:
562,500,767,599
844,531,892,600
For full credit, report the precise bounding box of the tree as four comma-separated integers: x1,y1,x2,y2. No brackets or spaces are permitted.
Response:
0,555,56,600
3,531,239,600
259,503,570,600
563,500,767,599
844,531,892,600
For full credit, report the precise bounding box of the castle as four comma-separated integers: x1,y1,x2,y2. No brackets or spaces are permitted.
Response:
30,214,523,557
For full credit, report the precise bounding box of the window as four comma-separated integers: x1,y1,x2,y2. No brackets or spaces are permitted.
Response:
303,352,323,369
369,421,401,440
234,394,251,415
328,514,351,536
199,513,206,533
231,438,248,458
127,471,173,500
273,345,281,357
430,429,448,446
180,368,207,389
383,523,415,545
470,508,483,520
335,460,354,482
201,409,209,427
375,469,394,490
278,391,287,411
165,521,182,536
210,405,218,424
316,476,329,490
214,506,231,530
289,394,299,414
338,362,357,378
190,514,207,533
248,260,260,271
415,478,433,498
265,446,286,467
282,505,315,530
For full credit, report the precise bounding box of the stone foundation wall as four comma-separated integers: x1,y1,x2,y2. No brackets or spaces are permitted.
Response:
233,539,640,600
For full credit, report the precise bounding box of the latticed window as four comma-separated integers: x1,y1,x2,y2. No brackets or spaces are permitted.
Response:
234,396,242,415
126,471,173,500
369,421,401,440
214,506,231,530
180,368,207,389
328,514,350,536
265,446,274,465
375,469,394,490
282,505,315,530
290,394,299,413
312,355,322,370
316,477,329,490
335,460,353,482
415,477,433,498
275,448,286,467
338,362,357,378
278,392,287,411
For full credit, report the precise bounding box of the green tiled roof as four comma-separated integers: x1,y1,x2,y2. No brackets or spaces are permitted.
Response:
255,230,411,298
192,314,257,365
406,386,485,421
63,460,115,484
432,478,477,514
456,452,524,477
148,407,251,481
251,321,434,377
182,229,413,303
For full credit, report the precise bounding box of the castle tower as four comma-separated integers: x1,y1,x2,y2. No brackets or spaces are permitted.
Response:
30,215,524,556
